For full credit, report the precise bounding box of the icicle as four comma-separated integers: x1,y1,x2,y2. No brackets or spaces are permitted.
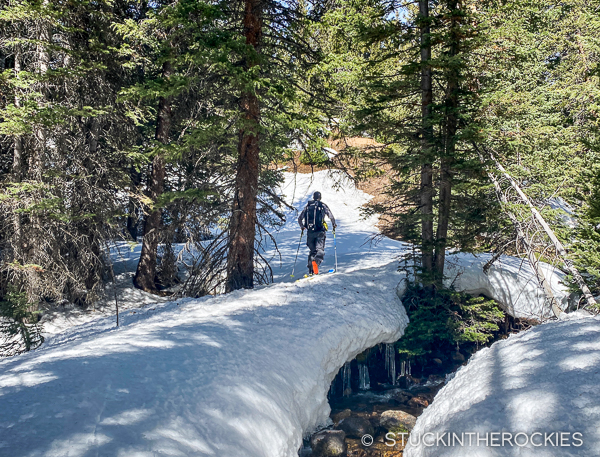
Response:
358,363,370,390
342,362,352,396
385,344,396,385
328,378,335,399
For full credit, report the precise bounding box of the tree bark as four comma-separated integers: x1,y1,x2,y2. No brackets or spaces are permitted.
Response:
225,0,263,292
419,0,434,281
133,61,172,293
127,167,142,240
434,1,460,279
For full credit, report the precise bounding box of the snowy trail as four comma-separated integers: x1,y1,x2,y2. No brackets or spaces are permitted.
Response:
1,170,574,456
263,170,406,281
40,170,407,335
40,170,571,335
0,261,407,457
1,171,411,457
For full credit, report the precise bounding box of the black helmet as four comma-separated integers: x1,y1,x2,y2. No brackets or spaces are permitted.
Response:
313,191,322,201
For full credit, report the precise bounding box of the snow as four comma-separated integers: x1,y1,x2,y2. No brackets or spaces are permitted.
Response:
264,170,406,281
0,170,410,457
323,147,339,159
444,252,574,319
40,171,572,336
0,260,408,456
40,170,407,336
38,242,174,335
547,197,577,228
404,315,600,457
1,170,579,456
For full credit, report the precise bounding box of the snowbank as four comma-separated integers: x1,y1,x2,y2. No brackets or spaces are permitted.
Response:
404,314,600,457
0,259,408,457
444,252,573,320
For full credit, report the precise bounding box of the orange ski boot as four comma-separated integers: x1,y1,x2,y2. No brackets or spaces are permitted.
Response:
312,261,319,275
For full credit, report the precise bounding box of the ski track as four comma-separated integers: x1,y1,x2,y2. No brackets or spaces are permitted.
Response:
1,171,576,456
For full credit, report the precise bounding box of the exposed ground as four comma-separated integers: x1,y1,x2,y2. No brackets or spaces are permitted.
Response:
278,136,403,240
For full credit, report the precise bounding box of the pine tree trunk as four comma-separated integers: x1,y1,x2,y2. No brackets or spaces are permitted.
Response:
133,61,172,293
419,0,434,280
127,167,142,240
225,0,263,292
434,0,460,279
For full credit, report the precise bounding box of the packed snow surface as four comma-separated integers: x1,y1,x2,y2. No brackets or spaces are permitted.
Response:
0,261,408,457
1,170,575,456
404,313,600,457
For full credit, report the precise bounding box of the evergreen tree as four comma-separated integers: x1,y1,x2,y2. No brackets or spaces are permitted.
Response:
476,0,600,298
0,0,139,306
220,0,330,291
318,0,499,287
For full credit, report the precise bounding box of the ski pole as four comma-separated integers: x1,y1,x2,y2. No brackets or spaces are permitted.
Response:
291,230,304,277
334,230,337,272
330,230,337,273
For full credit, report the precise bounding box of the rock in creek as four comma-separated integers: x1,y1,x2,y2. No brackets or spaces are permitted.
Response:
335,416,374,438
310,430,347,457
331,409,352,425
379,409,417,432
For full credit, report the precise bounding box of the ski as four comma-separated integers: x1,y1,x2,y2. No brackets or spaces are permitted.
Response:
295,269,336,282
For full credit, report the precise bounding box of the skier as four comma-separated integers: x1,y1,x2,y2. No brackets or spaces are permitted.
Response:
298,191,336,275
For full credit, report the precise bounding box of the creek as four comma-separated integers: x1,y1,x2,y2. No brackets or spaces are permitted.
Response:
300,314,530,457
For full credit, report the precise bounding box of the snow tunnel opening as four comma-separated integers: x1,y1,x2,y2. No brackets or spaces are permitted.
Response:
299,294,537,456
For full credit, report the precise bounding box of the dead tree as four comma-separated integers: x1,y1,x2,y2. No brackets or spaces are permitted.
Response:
487,169,563,317
488,150,597,309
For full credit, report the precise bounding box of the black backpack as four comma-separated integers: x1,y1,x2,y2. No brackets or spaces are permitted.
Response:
305,200,325,232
